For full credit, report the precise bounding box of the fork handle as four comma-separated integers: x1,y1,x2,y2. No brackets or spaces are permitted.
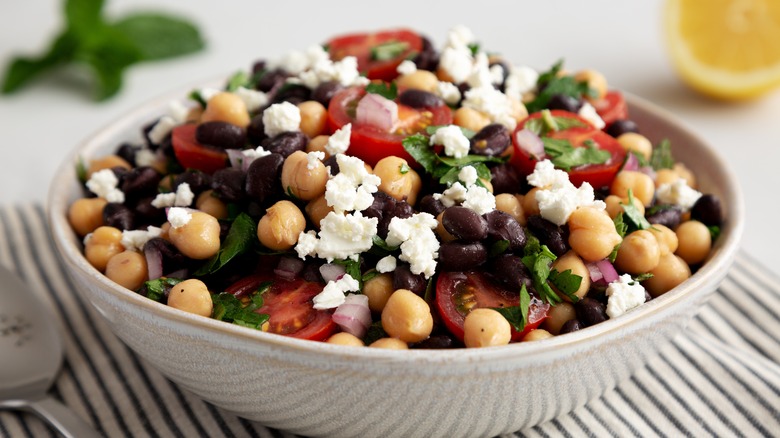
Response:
27,396,102,438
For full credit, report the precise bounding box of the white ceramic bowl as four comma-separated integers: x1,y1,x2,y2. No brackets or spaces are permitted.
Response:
48,89,744,438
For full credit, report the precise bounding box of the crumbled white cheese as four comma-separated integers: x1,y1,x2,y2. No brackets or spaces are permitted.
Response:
439,46,473,84
309,211,378,262
467,52,493,89
325,123,351,156
436,81,462,105
307,151,325,170
458,165,479,187
578,102,605,129
504,66,538,102
262,102,301,137
86,169,125,203
396,60,418,76
197,87,221,103
606,274,647,318
528,159,605,225
385,213,440,278
656,178,702,211
298,55,369,90
489,64,505,85
148,116,177,145
313,273,360,310
376,255,397,273
430,125,470,158
121,226,162,252
151,182,194,209
527,159,570,189
235,86,269,113
434,182,468,208
272,48,313,75
241,146,272,167
134,148,158,167
462,185,496,215
325,154,381,213
167,207,192,229
462,86,517,130
446,25,476,50
295,230,318,259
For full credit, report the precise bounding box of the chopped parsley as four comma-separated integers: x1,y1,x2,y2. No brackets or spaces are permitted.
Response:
492,284,531,332
143,277,182,302
650,139,674,170
526,60,593,113
620,190,652,233
401,134,506,187
521,233,580,304
211,282,271,330
523,112,587,136
370,40,409,61
542,137,611,171
195,213,257,275
365,81,398,100
225,70,250,92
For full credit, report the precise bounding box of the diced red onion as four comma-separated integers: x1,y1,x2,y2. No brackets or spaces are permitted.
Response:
332,294,372,338
639,165,656,180
274,256,304,280
319,263,346,283
586,259,619,287
165,268,188,279
514,129,545,159
623,152,639,172
356,93,398,132
226,149,247,169
144,245,164,280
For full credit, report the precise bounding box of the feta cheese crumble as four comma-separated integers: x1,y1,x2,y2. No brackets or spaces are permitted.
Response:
458,165,479,187
313,274,360,310
462,185,496,215
235,86,269,113
297,211,378,262
434,182,468,208
504,66,539,102
656,178,702,211
121,226,163,252
86,169,125,203
306,151,325,170
462,86,517,130
147,100,190,144
430,125,470,158
396,60,418,76
436,81,462,105
262,102,301,137
578,102,605,130
325,123,351,156
385,213,440,278
167,207,192,229
527,159,605,225
151,182,194,208
325,154,381,213
376,255,397,273
605,274,647,318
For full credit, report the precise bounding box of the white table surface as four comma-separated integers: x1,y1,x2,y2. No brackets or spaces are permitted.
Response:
1,0,777,276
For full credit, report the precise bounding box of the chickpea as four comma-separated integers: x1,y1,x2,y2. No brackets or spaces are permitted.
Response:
381,289,434,343
522,329,554,342
185,106,203,123
327,332,365,347
305,195,333,229
168,211,221,260
604,195,645,220
649,224,678,256
167,279,214,317
201,92,250,128
495,193,526,225
369,338,409,350
568,207,623,262
281,150,328,201
542,302,576,335
675,220,711,265
654,168,679,188
68,197,108,236
363,273,395,313
674,163,696,188
297,100,328,138
86,155,132,178
644,254,691,297
453,107,491,132
552,251,591,300
617,133,653,161
615,230,661,274
306,134,330,155
105,250,147,291
257,200,306,251
463,308,511,348
374,156,422,205
509,98,529,124
522,188,541,217
196,190,228,220
574,69,608,100
611,171,655,207
396,70,439,93
84,226,124,272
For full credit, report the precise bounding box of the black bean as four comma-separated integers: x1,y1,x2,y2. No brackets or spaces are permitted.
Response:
142,119,166,148
245,153,284,204
438,242,488,271
606,119,639,138
247,113,267,145
174,170,212,195
261,131,308,158
143,237,186,275
691,194,723,227
251,60,266,76
195,121,247,150
412,334,455,349
272,83,311,105
470,124,510,156
527,215,569,256
393,263,426,295
411,35,439,72
121,167,161,199
547,94,583,113
103,203,134,230
490,164,524,194
256,69,289,93
484,210,526,251
312,81,345,108
488,60,510,88
442,206,488,242
646,206,683,229
115,143,139,166
576,297,607,327
417,194,446,217
132,196,166,225
323,154,340,175
363,191,396,222
398,89,444,109
559,319,583,334
490,254,533,291
211,168,247,203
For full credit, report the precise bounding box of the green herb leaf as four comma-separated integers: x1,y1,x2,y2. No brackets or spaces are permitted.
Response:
225,71,250,92
489,239,511,257
548,269,582,300
143,277,182,302
650,139,674,170
370,41,409,61
542,137,611,171
188,89,208,107
362,321,387,345
399,163,410,174
372,235,400,252
632,273,654,283
195,213,257,275
333,257,362,284
211,285,270,330
524,111,587,137
65,0,105,35
608,243,621,263
467,43,481,56
521,238,562,305
111,13,205,61
362,269,380,283
526,60,591,113
708,225,721,241
365,81,397,100
613,212,628,238
492,284,531,332
621,190,652,232
402,134,438,173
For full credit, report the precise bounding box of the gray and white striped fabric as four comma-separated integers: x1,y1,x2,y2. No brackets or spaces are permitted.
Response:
1,204,778,438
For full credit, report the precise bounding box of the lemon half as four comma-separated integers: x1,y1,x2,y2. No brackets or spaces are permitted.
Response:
665,0,780,100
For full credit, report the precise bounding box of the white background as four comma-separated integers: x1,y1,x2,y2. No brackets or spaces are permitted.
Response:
1,0,778,275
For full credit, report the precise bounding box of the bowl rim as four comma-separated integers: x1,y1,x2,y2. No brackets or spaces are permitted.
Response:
47,85,745,364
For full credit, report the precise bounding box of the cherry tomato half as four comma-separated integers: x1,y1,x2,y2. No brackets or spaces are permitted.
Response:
171,124,228,174
591,90,629,128
326,29,423,81
327,86,452,166
226,274,337,341
435,271,549,342
510,110,626,189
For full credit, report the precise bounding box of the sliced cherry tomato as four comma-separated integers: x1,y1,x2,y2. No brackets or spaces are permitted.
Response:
225,274,337,341
327,86,452,166
510,110,626,189
435,271,549,342
171,124,228,174
591,90,629,128
326,29,423,81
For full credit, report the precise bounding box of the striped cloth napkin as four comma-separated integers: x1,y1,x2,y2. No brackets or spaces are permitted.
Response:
1,204,778,438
